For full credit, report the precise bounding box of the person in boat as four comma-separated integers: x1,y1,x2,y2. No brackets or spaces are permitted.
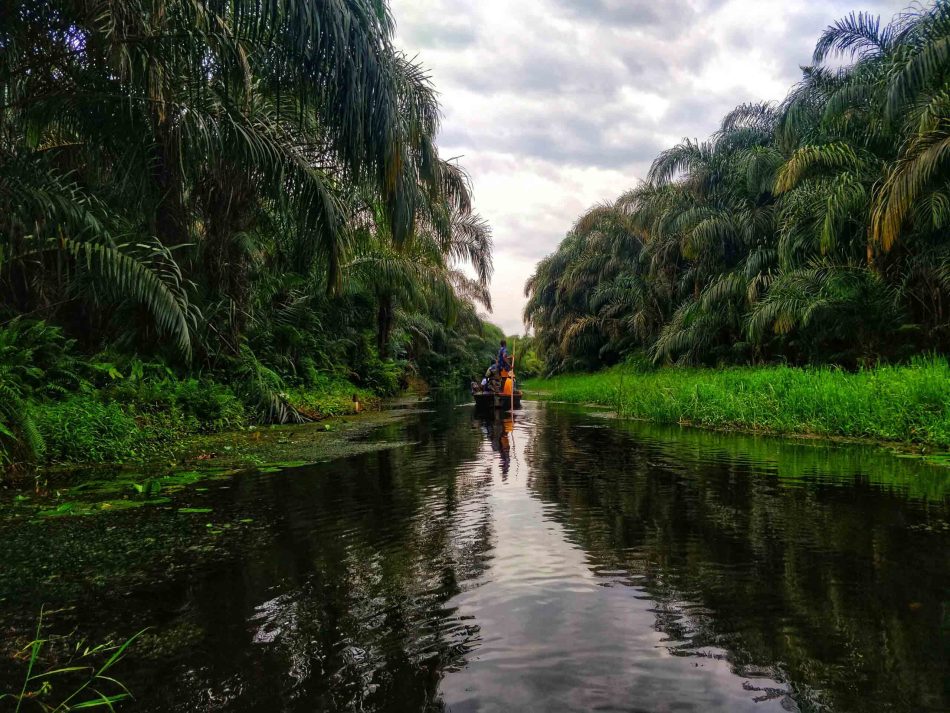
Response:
496,339,515,395
496,339,512,374
485,365,501,393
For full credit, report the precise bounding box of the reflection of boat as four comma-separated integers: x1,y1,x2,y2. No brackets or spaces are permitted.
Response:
474,412,515,476
473,391,523,411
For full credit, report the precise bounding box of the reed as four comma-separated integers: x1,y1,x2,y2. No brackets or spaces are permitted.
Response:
526,357,950,447
1,607,143,711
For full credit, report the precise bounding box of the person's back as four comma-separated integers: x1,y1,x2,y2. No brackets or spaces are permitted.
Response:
497,340,512,379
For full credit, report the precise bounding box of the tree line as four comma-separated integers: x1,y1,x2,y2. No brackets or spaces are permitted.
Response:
0,0,500,461
525,3,950,373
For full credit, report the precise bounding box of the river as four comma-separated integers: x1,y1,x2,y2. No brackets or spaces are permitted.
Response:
1,400,947,712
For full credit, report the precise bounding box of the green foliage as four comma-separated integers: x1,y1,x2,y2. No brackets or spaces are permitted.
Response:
0,320,92,466
1,608,141,711
34,397,150,464
229,346,301,425
0,0,498,466
286,373,378,418
360,356,406,397
506,334,543,378
172,380,246,431
526,2,950,371
528,357,950,447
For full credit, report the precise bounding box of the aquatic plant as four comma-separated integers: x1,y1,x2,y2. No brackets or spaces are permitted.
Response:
1,608,143,711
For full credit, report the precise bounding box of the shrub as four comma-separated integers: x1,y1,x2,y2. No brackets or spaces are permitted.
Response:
34,396,145,463
173,379,246,431
286,371,376,418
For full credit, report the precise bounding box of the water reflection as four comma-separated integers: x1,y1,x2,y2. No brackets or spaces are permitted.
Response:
517,406,949,713
475,414,514,478
1,402,945,712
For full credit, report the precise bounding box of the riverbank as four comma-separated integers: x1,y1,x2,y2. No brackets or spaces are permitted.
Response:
525,358,950,449
1,405,418,523
7,372,382,472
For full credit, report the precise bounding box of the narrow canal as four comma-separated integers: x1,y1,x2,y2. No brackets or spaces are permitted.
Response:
1,400,947,712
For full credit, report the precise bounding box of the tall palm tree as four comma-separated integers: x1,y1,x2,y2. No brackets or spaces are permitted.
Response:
0,0,463,360
526,2,950,369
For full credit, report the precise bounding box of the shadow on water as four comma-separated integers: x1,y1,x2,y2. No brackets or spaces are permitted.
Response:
0,401,946,712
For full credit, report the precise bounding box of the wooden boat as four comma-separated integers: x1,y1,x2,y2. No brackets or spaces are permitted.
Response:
472,390,522,411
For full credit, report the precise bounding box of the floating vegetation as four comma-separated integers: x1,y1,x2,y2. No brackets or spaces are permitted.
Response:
2,410,416,523
37,498,173,518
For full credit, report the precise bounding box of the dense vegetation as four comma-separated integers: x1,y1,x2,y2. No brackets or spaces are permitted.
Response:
0,0,501,467
526,4,950,373
528,357,950,447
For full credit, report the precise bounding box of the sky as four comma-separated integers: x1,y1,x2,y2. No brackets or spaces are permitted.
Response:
391,0,904,334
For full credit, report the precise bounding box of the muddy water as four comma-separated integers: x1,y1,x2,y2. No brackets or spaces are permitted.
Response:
1,401,947,712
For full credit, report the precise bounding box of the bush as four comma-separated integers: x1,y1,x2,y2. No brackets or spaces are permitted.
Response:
34,396,147,463
363,357,404,396
29,378,247,466
173,379,246,431
0,320,381,468
286,371,377,418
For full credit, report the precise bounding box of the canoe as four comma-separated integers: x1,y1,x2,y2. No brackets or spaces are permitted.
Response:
472,391,523,411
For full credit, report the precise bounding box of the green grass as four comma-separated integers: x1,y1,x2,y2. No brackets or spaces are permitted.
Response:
526,357,950,448
2,607,142,711
26,374,379,468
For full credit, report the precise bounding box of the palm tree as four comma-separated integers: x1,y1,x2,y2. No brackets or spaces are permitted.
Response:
526,2,950,369
346,171,493,358
0,0,463,360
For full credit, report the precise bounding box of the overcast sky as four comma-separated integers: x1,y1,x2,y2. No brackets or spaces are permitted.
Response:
391,0,904,334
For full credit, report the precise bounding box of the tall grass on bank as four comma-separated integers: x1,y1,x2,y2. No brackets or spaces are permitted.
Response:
526,358,950,447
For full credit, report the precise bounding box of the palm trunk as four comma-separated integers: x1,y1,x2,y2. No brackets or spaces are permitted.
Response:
377,293,394,358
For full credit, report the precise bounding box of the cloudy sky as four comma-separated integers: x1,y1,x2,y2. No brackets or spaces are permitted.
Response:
391,0,903,334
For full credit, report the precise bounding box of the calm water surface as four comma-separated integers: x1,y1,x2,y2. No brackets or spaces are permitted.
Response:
3,401,948,712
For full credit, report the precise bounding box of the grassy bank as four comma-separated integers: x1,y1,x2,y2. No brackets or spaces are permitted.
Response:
15,374,378,470
526,358,950,448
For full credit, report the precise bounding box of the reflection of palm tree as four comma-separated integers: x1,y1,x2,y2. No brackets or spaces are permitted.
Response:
523,406,947,712
172,408,496,711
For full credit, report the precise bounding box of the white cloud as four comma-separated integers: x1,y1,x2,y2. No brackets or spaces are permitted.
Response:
391,0,904,334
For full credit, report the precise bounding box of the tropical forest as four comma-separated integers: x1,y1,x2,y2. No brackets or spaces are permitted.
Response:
0,1,947,712
1,0,500,470
523,6,950,447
